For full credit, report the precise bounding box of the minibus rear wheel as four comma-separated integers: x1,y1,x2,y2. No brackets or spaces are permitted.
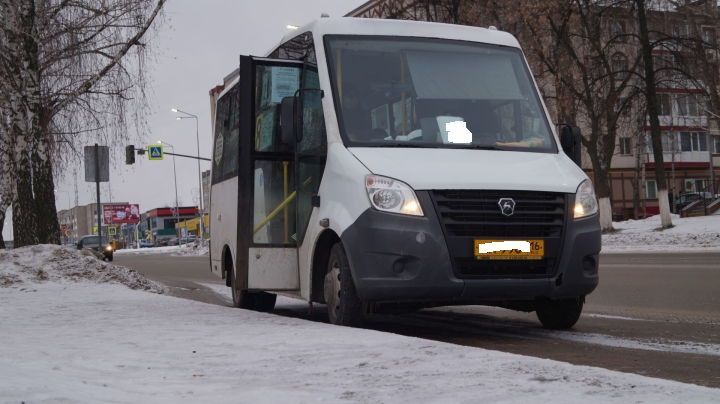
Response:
324,242,364,327
535,297,584,329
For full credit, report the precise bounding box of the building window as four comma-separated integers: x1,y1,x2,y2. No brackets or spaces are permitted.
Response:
702,27,717,47
645,180,657,199
680,132,707,152
611,20,627,42
657,93,672,116
618,137,632,155
713,135,720,154
611,53,629,80
661,131,677,152
676,95,701,116
673,24,689,39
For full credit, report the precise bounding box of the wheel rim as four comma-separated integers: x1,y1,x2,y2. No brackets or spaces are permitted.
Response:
324,259,341,324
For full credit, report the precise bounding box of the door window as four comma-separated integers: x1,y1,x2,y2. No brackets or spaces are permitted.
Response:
253,160,296,244
251,64,302,245
255,65,300,152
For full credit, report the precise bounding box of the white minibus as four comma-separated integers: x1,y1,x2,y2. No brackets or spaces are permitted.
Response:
209,18,600,329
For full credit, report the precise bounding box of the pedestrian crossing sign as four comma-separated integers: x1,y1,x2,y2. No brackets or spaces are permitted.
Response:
148,144,164,160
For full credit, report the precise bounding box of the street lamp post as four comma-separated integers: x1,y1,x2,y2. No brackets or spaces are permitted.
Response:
172,108,205,238
158,140,182,246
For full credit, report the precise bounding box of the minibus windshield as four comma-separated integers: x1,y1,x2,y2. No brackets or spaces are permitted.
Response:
326,36,556,152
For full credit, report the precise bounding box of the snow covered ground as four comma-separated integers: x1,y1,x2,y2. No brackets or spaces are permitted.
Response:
602,214,720,252
2,245,719,402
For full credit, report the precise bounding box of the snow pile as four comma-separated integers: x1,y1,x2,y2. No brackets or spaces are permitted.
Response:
1,283,718,403
603,214,720,252
0,244,162,292
114,240,209,257
173,239,209,256
114,245,182,255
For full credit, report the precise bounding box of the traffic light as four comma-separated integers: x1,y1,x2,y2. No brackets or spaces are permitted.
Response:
125,145,135,165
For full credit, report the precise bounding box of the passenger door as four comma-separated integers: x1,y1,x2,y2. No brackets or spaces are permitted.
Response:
236,56,305,291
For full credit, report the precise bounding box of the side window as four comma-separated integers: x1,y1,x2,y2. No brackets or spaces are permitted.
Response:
269,32,316,63
212,86,239,183
223,86,240,177
298,70,326,153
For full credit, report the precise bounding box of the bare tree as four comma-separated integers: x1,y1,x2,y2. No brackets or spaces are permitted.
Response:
508,0,640,231
635,0,675,228
0,0,166,248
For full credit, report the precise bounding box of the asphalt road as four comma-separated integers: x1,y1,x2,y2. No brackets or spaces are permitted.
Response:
115,251,720,388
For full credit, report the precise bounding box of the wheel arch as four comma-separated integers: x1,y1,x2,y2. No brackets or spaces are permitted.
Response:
310,229,340,303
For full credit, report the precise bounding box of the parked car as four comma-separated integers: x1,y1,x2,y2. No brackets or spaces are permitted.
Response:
139,239,155,248
179,235,197,244
76,235,113,261
675,192,714,211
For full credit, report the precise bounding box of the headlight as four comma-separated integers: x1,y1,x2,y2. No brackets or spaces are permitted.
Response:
105,245,113,252
365,175,423,216
574,179,598,219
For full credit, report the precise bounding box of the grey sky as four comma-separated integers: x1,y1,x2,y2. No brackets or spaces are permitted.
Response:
3,0,365,240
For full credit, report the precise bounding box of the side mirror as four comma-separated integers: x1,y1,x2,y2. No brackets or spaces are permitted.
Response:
560,125,582,167
280,96,297,149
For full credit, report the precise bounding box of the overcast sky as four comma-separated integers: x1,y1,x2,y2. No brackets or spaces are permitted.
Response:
3,0,365,240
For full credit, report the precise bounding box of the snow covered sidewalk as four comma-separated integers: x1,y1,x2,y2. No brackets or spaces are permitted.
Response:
1,247,719,402
602,214,720,253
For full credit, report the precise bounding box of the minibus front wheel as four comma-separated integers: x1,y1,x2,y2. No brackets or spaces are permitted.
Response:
535,297,584,329
324,242,364,327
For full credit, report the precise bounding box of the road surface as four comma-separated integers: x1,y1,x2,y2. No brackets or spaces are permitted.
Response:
116,251,720,388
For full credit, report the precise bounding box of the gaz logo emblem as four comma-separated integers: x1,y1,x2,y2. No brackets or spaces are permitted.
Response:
498,198,516,217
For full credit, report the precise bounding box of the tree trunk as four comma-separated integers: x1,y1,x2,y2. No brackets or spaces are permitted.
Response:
33,135,60,244
0,205,6,249
12,148,37,247
586,134,614,232
636,0,672,228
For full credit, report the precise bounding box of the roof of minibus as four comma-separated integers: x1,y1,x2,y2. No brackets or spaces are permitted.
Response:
274,17,521,53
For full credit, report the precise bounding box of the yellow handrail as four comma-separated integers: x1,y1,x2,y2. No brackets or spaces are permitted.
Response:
253,191,297,235
252,175,314,236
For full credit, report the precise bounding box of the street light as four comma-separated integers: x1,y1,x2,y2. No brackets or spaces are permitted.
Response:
171,107,205,239
157,140,182,246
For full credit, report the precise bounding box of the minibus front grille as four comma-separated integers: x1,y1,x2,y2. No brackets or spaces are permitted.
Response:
429,190,567,279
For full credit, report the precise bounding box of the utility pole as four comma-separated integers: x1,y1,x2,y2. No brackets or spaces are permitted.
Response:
94,144,102,242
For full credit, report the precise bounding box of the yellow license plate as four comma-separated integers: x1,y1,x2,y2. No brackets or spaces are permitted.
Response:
474,239,544,260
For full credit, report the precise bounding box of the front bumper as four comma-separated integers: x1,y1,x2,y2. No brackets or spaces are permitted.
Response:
341,192,600,304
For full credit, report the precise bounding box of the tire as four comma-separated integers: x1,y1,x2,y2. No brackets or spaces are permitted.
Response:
324,242,364,327
229,258,276,312
536,297,584,330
